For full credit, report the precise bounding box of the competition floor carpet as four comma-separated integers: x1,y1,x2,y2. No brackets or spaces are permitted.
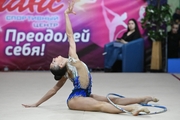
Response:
0,72,180,120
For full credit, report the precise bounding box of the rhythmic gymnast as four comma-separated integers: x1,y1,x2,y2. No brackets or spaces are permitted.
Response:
22,1,159,116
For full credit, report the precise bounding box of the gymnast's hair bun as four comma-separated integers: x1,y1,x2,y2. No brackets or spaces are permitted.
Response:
50,65,67,81
54,75,63,81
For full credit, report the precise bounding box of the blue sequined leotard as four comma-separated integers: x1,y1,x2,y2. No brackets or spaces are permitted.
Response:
66,57,92,102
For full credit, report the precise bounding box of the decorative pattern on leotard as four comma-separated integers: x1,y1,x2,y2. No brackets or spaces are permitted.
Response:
66,56,92,102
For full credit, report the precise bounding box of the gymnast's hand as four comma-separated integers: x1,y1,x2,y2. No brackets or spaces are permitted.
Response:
22,103,38,108
65,0,76,15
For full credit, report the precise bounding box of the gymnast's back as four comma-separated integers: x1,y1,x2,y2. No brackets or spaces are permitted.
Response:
66,55,90,89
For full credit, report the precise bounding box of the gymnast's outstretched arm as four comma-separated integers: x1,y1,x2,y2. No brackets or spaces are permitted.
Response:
22,77,67,107
64,1,79,60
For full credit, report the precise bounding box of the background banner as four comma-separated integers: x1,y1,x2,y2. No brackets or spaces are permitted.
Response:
0,0,146,71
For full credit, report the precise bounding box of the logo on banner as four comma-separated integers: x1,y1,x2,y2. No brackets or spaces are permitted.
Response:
0,0,64,13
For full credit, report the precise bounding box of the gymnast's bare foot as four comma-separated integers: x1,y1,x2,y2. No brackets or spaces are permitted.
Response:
131,106,150,116
141,96,159,104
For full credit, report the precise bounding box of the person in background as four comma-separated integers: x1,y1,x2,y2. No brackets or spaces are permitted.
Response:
173,7,180,22
104,19,141,72
173,8,180,34
168,22,180,58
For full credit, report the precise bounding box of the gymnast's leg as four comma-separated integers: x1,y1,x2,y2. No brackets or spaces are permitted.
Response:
67,96,150,116
90,94,159,105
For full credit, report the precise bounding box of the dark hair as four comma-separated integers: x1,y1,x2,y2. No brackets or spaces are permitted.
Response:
175,7,180,12
127,18,141,34
171,21,179,26
50,65,67,81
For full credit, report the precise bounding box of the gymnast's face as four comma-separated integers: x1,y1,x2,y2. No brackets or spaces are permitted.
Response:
50,56,66,69
128,20,135,31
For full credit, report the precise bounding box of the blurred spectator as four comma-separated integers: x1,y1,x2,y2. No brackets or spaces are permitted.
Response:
174,18,180,34
104,19,141,72
173,7,180,22
167,22,180,58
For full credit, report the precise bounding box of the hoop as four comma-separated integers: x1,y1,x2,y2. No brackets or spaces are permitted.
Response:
106,93,167,115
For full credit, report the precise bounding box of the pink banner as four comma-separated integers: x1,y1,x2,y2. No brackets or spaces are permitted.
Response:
0,0,147,71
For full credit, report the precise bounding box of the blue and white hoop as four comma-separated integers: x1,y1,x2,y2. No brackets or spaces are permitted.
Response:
106,93,167,115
